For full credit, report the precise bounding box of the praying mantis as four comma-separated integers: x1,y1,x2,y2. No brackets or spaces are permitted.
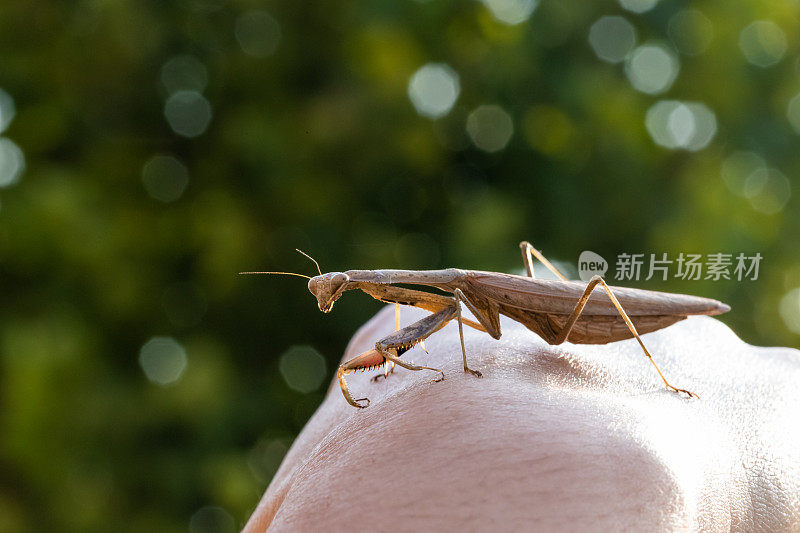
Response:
242,242,730,408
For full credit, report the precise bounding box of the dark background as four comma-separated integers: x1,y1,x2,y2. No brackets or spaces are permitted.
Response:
1,0,799,530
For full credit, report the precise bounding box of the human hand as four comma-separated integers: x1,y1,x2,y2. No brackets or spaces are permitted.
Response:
245,304,800,532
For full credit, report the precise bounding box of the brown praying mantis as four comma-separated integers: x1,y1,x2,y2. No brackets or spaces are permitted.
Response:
242,242,730,408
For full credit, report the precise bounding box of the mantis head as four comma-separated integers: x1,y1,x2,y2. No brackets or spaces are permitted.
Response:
308,272,350,313
240,249,350,312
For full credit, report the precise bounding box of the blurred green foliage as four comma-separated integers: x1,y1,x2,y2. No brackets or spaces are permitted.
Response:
1,0,799,530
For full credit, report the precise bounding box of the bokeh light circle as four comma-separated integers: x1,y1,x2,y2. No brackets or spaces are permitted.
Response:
645,101,716,151
0,88,16,134
142,154,190,203
408,63,460,119
279,346,327,394
235,10,281,57
139,336,188,386
466,105,514,153
248,438,289,484
721,151,765,197
164,90,212,138
779,288,800,335
0,137,25,188
481,0,538,25
618,0,658,14
189,506,235,533
744,168,791,214
786,92,800,134
625,43,679,94
588,16,637,64
739,21,786,67
668,9,714,56
161,55,208,94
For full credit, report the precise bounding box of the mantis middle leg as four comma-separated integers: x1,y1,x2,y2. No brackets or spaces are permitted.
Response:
552,275,697,398
373,303,428,382
376,303,401,380
453,289,485,377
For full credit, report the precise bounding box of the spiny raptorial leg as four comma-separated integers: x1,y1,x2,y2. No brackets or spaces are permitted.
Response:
371,362,396,382
337,308,455,408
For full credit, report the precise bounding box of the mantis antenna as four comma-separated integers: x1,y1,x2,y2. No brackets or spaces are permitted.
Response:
238,271,312,279
238,248,323,279
295,248,323,276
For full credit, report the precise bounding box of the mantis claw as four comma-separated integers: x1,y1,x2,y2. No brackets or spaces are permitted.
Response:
338,352,385,408
429,371,445,383
668,385,699,399
353,397,370,408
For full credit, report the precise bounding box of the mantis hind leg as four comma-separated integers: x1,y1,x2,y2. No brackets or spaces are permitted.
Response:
520,241,568,280
553,275,697,399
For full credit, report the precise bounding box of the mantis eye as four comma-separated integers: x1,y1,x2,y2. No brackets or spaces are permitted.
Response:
307,277,319,294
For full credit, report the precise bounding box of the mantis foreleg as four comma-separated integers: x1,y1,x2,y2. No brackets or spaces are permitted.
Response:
361,284,484,381
337,307,455,408
358,284,486,332
364,284,492,378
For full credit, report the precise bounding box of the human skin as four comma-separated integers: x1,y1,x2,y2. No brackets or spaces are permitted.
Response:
245,304,800,532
